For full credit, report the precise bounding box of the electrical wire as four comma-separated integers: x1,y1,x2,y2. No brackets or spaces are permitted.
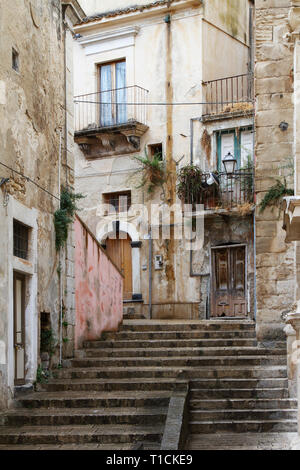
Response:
0,161,60,201
74,99,254,106
0,97,254,200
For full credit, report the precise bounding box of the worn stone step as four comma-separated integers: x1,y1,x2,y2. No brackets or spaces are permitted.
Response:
190,398,297,410
19,391,171,409
190,377,288,390
39,378,187,393
101,330,256,340
55,365,287,380
120,321,256,332
0,442,159,450
190,409,297,421
190,388,289,399
190,420,297,433
80,347,285,359
3,408,167,426
72,355,286,368
186,433,298,450
0,425,163,445
83,338,258,349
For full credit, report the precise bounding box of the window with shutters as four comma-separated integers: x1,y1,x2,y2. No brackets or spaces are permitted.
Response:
216,127,253,171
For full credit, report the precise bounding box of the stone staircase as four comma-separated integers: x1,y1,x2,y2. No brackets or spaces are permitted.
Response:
0,320,297,450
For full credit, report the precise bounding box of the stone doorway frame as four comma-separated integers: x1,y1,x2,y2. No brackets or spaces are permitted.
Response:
97,220,142,301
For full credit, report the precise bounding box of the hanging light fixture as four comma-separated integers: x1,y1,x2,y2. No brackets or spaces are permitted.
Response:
222,151,237,176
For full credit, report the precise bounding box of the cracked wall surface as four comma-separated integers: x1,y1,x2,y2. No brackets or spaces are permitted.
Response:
0,0,79,408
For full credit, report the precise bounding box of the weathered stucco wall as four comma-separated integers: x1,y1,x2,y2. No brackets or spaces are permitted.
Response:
74,0,253,318
75,216,123,348
255,0,295,340
204,0,251,42
79,0,199,17
0,0,83,408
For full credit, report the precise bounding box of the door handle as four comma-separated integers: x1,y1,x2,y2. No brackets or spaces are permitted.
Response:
14,344,23,351
218,302,229,306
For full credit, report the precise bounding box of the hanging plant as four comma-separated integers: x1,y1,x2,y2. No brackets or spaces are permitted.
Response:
134,150,166,194
177,165,204,204
54,187,85,251
259,178,294,213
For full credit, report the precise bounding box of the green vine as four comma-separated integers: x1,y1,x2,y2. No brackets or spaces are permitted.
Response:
259,178,294,213
134,150,166,194
54,187,84,251
40,328,56,357
36,365,51,384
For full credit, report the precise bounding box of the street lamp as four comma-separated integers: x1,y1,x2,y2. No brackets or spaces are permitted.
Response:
222,151,237,176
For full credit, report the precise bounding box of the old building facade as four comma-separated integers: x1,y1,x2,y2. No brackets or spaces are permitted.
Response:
0,0,85,409
74,0,255,322
1,0,300,450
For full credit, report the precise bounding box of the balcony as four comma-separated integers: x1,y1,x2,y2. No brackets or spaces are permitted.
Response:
74,86,149,157
183,169,254,214
202,74,254,120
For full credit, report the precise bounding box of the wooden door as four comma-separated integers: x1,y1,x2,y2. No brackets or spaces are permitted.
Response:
211,246,247,318
13,272,26,385
106,234,132,300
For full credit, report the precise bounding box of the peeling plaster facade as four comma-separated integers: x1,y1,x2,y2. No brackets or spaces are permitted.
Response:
74,0,254,320
0,0,85,409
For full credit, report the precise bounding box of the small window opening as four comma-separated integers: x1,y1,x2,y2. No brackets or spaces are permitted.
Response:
12,48,19,72
103,191,132,215
13,220,29,260
149,143,163,161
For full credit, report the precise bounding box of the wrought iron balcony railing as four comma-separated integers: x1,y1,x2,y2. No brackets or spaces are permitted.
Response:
184,169,254,212
202,74,254,116
74,85,149,133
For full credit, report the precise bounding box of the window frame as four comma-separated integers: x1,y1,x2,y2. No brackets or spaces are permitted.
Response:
13,220,30,260
98,59,127,127
216,126,253,172
103,191,132,215
148,143,163,161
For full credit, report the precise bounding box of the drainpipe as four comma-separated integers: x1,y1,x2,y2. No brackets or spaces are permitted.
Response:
62,12,68,187
189,116,205,278
252,98,257,322
58,128,63,365
148,228,153,319
58,4,69,365
189,116,211,318
249,5,257,322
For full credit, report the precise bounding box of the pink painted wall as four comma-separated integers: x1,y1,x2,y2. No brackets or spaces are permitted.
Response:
75,216,123,349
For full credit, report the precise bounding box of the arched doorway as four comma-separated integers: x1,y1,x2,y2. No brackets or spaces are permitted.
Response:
97,221,142,301
106,232,133,300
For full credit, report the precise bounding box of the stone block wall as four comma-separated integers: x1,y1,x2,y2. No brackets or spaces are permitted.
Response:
255,0,295,340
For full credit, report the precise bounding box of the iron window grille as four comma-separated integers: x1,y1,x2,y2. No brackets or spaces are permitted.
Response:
13,220,29,260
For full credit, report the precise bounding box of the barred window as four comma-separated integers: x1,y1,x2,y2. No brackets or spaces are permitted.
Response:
13,220,29,260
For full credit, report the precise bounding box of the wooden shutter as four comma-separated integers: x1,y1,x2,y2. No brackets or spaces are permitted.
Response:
240,130,253,168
